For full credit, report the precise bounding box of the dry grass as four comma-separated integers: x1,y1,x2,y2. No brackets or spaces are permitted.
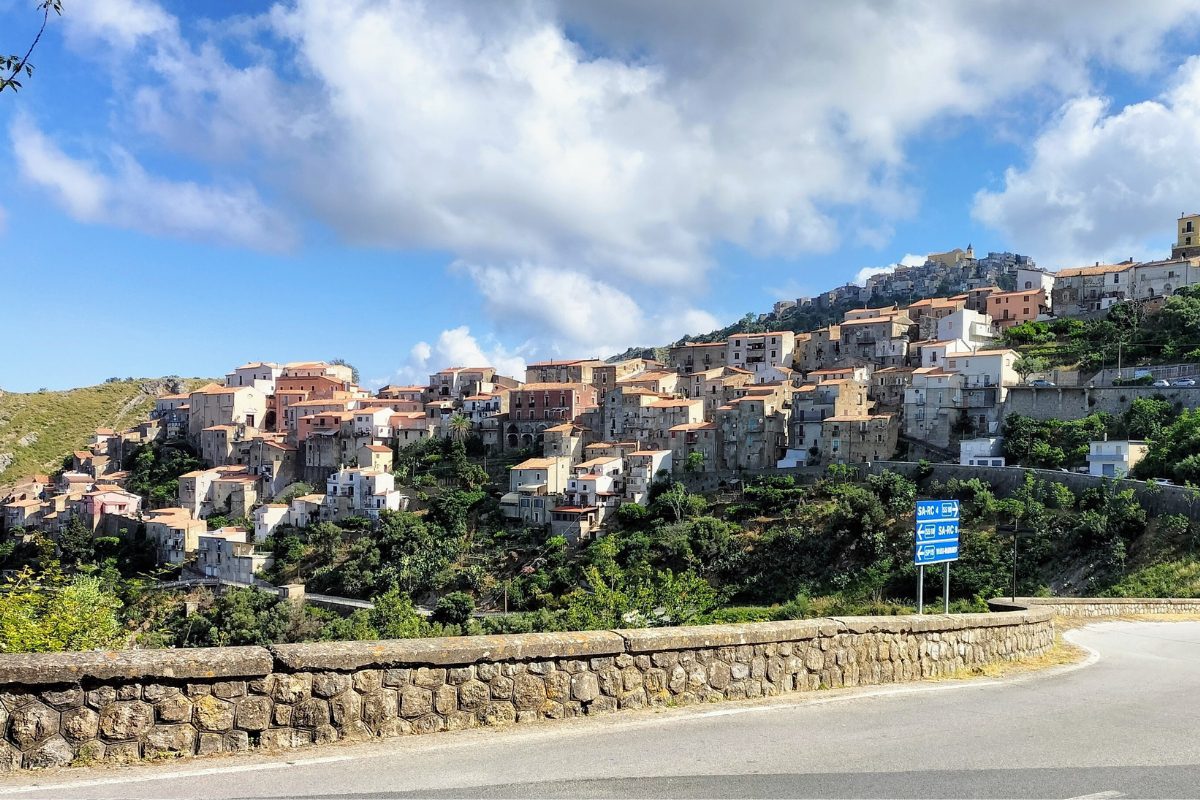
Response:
937,630,1088,682
1052,612,1200,631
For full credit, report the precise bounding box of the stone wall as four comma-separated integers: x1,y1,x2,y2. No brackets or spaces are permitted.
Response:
989,596,1200,617
864,461,1200,519
0,611,1053,771
1003,385,1200,421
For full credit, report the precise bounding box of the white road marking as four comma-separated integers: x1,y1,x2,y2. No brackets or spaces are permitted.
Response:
1066,792,1125,799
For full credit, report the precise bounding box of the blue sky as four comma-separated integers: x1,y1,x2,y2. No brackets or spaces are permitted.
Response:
3,0,1200,391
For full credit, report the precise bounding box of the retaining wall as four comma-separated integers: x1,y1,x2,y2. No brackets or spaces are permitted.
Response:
0,610,1052,771
989,596,1200,617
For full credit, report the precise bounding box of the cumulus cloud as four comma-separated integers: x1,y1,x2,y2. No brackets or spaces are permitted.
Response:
398,326,529,385
35,0,1200,352
974,57,1200,267
853,254,927,286
10,115,296,250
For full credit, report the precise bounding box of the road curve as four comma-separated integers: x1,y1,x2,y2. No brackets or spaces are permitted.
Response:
4,621,1200,799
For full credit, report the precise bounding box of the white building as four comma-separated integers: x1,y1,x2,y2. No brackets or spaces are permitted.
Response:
254,503,289,541
625,450,672,504
323,468,404,522
1088,440,1149,478
960,437,1005,467
1016,267,1056,309
937,309,998,351
196,527,274,584
224,362,283,395
726,332,796,377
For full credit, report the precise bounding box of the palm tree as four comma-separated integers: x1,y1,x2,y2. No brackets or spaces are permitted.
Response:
448,412,472,442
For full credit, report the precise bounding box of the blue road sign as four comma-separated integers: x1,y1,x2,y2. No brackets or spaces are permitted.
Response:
914,499,960,565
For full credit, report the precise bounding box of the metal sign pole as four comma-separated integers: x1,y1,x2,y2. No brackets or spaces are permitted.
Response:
943,562,950,613
917,565,924,614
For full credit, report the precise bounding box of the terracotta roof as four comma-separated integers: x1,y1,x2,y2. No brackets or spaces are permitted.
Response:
1054,262,1134,278
516,382,589,392
674,341,725,348
667,419,710,431
823,413,894,422
512,458,560,470
363,445,392,453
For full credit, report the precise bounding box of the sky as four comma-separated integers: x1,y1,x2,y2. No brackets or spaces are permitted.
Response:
3,0,1200,391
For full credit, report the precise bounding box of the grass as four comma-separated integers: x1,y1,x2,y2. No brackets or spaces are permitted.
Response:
938,630,1088,681
0,377,210,488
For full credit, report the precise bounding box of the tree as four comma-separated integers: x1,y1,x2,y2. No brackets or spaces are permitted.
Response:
447,412,472,442
1123,396,1173,441
329,358,360,384
684,451,705,473
0,565,125,653
2,1,61,94
1013,354,1049,383
432,591,475,626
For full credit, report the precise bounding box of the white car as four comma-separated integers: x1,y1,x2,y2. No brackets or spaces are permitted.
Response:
1152,379,1171,387
1172,378,1197,387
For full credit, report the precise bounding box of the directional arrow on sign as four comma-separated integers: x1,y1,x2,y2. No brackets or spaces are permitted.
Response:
916,544,935,560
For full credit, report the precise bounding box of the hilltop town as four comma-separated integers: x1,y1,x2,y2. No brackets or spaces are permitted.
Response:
3,213,1200,584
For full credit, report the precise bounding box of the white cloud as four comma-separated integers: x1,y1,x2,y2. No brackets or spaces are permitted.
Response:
36,0,1200,351
62,0,174,50
853,254,926,286
0,205,8,236
974,57,1200,267
10,115,296,250
398,326,528,385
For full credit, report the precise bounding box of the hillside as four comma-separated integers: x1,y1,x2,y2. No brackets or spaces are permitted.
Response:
0,377,209,488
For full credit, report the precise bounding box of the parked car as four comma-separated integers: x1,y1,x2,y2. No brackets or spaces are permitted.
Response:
1171,378,1197,387
1152,379,1171,387
1152,478,1174,486
1029,379,1055,387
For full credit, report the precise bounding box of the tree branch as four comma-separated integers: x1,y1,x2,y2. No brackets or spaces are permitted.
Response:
1,2,55,94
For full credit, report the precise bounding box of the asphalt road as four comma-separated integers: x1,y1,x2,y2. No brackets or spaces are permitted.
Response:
4,621,1200,799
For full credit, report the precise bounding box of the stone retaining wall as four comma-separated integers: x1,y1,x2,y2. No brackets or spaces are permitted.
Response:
0,611,1054,771
989,596,1200,617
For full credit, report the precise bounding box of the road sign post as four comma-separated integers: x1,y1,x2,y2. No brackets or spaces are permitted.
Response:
914,500,960,613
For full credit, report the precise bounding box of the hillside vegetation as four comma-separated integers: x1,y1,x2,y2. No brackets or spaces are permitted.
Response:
0,378,207,488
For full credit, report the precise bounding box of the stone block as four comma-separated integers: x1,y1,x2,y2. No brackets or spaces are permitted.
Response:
446,667,473,685
292,697,330,729
86,687,116,709
142,684,179,703
60,706,99,743
489,675,513,700
186,684,211,697
193,695,234,732
314,724,338,745
400,686,433,718
155,693,192,724
433,685,458,716
481,702,516,726
234,696,272,732
196,733,225,756
459,680,490,710
413,714,444,735
414,668,447,688
41,686,83,710
115,684,142,701
446,711,477,731
512,674,547,710
329,691,361,726
544,671,571,701
0,647,273,685
10,702,58,748
618,689,646,710
352,670,382,693
270,673,312,704
23,736,74,770
144,725,197,757
597,668,622,696
259,729,311,750
226,730,250,752
99,700,153,741
383,669,412,688
361,690,399,729
103,741,140,762
708,661,732,690
0,742,20,772
212,681,246,699
586,696,617,715
270,631,623,671
570,672,600,703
